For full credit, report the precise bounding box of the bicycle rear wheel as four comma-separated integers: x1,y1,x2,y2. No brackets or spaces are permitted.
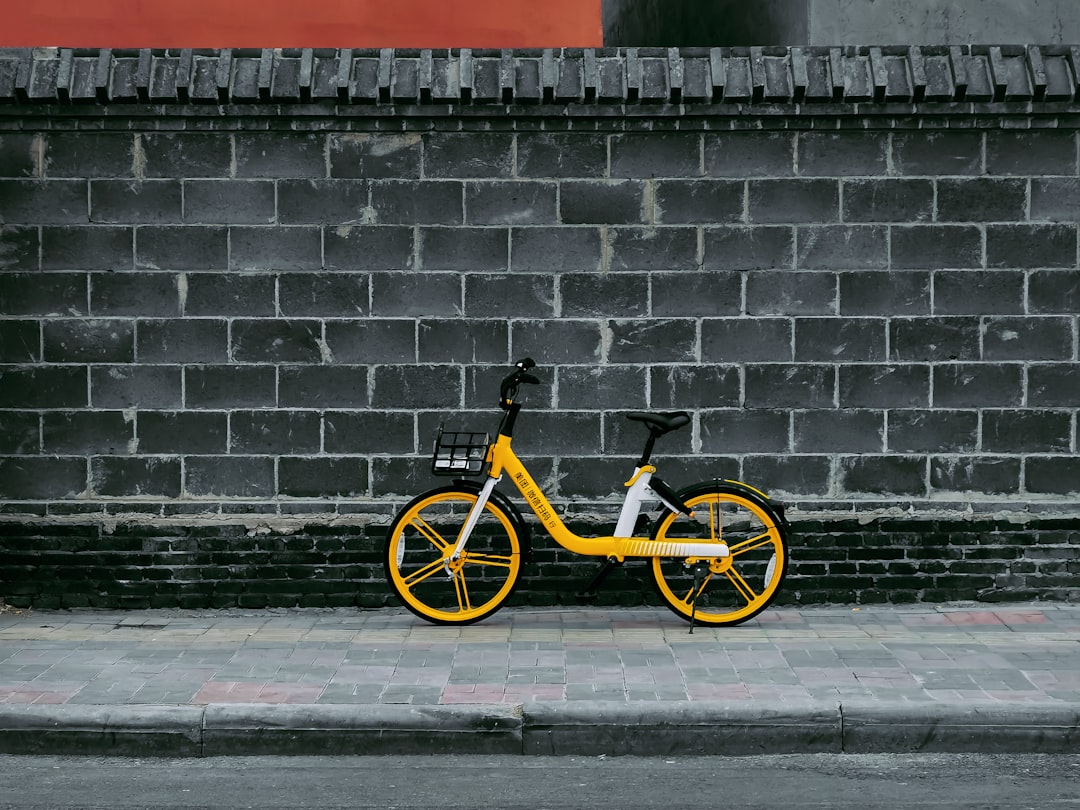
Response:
648,483,788,626
384,486,524,625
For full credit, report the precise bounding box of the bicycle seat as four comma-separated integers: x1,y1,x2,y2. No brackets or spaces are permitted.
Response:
626,411,691,435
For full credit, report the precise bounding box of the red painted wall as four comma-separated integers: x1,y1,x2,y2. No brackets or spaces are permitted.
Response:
2,0,603,48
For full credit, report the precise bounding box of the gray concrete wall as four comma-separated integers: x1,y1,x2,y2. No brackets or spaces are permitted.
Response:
604,0,1080,45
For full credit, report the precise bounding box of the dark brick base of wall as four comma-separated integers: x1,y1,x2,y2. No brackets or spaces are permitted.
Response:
3,517,1077,611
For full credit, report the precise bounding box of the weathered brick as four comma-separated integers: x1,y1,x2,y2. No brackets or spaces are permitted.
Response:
418,319,509,363
183,180,275,225
230,226,321,271
230,411,321,454
0,133,38,177
610,133,700,179
371,364,460,409
561,180,646,224
888,410,979,453
654,179,742,224
516,133,606,178
798,132,888,176
324,226,414,271
931,456,1021,496
891,225,982,269
420,227,508,272
510,320,603,364
1030,177,1080,222
279,273,368,318
1027,364,1079,407
0,320,38,362
371,180,462,225
561,273,647,317
608,319,697,363
839,364,930,408
235,133,326,179
794,410,884,453
982,316,1073,361
0,179,88,224
0,412,39,454
1026,457,1080,496
137,319,228,364
279,365,369,409
556,366,647,409
933,270,1024,315
370,272,461,317
744,364,835,409
649,365,740,410
984,410,1072,453
841,179,933,223
185,366,276,409
0,226,40,271
891,131,982,176
326,319,415,364
510,226,602,272
324,411,414,454
466,181,557,226
986,224,1077,269
278,179,369,225
702,226,793,270
92,366,181,409
748,179,838,224
424,133,513,179
795,317,886,362
609,227,698,272
42,226,133,271
184,456,274,497
43,411,132,454
932,363,1023,408
701,318,792,363
797,225,888,270
44,133,135,178
704,132,794,178
0,276,83,323
184,274,275,317
329,133,422,179
91,457,181,498
464,274,554,318
839,271,930,315
90,180,182,224
91,273,179,317
141,134,232,178
0,458,86,499
1029,270,1080,314
136,226,227,271
890,317,980,362
839,455,927,497
43,319,134,363
937,178,1027,223
279,458,369,498
652,271,741,317
137,411,228,454
986,131,1077,176
747,271,836,316
507,411,600,456
743,455,832,498
700,409,789,453
232,319,324,364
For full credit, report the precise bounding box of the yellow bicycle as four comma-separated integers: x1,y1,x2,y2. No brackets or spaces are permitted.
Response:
384,358,790,628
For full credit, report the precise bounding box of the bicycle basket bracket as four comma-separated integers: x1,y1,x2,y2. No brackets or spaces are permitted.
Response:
431,428,491,476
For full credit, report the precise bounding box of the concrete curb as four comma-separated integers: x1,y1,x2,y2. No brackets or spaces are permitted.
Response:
1,701,1078,757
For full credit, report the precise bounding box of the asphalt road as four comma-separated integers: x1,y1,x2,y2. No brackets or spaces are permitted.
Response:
2,754,1080,809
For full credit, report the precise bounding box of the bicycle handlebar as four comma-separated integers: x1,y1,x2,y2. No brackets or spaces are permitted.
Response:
500,357,539,409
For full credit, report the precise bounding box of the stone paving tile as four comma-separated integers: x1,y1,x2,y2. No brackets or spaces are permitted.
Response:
1,604,1079,707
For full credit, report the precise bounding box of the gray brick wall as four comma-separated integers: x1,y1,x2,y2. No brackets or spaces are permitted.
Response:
1,47,1078,608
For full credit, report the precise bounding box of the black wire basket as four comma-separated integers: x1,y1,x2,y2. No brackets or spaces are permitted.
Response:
431,428,491,477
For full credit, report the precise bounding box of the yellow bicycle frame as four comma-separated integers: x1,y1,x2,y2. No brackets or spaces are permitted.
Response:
476,434,732,563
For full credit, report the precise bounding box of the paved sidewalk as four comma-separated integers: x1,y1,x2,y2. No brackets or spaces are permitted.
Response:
1,603,1079,756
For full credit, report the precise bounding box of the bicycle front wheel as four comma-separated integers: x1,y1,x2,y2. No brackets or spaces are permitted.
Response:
648,484,789,626
384,486,524,625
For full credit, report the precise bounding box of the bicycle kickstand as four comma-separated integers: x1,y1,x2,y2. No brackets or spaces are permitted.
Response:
688,563,708,635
